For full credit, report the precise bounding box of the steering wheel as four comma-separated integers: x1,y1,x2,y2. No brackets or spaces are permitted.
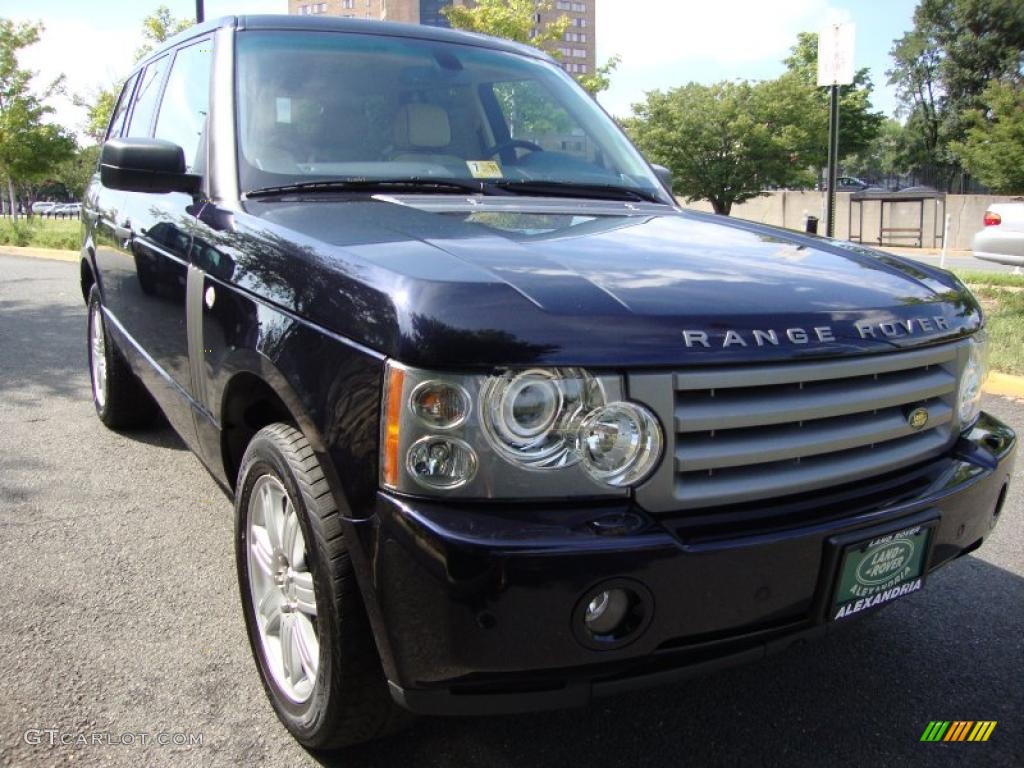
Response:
486,139,544,158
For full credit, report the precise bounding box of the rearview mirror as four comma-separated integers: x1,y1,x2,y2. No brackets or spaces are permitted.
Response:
100,138,201,195
651,164,674,194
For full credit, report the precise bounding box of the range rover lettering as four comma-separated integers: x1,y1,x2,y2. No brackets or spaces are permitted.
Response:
80,15,1017,749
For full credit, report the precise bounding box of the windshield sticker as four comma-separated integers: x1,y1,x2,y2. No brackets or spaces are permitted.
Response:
466,161,503,179
276,97,291,124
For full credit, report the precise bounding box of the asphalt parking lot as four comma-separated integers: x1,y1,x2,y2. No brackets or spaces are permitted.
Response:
0,252,1021,768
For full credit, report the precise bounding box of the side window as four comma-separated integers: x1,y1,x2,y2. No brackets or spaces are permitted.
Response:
106,72,140,140
154,40,213,173
491,80,596,163
126,55,170,137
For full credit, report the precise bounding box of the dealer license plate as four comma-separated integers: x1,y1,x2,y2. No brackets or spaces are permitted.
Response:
831,523,933,621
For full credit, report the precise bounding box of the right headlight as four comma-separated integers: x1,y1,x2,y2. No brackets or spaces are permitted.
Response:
576,402,664,487
381,362,663,498
957,331,988,429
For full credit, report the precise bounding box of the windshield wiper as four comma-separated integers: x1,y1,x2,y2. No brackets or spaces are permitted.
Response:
243,178,489,199
485,180,664,204
243,178,667,204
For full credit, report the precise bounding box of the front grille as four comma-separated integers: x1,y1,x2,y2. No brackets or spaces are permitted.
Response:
630,342,967,513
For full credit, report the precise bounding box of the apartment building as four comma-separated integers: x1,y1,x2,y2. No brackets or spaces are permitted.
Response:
289,0,383,21
287,0,596,75
542,0,595,75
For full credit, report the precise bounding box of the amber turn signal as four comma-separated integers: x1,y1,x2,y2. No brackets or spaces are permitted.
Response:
382,366,405,487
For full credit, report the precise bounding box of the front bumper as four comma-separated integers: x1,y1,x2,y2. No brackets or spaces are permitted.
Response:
353,412,1016,716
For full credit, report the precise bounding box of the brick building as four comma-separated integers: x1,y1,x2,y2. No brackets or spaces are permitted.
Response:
287,0,596,76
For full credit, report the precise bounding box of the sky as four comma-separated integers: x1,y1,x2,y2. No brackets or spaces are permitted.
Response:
3,0,920,138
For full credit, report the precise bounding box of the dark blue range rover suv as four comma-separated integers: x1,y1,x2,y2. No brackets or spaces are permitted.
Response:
80,14,1016,749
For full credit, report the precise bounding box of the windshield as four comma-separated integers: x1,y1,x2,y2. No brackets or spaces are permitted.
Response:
235,30,667,200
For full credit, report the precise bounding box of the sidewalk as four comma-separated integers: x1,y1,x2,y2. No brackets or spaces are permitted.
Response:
879,245,1019,274
880,246,973,259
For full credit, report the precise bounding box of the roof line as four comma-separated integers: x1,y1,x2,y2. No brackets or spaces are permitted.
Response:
135,14,554,69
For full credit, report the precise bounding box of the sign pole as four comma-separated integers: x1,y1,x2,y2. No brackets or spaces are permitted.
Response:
826,84,840,237
196,0,205,23
817,21,854,239
940,213,951,268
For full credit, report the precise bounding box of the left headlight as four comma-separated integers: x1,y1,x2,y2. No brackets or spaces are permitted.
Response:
957,332,988,429
381,362,663,498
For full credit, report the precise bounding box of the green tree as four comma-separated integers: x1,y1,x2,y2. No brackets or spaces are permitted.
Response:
73,5,192,170
887,0,1024,188
951,80,1024,193
781,32,883,172
577,54,620,97
0,19,75,217
624,80,813,215
887,28,947,178
56,143,100,199
134,4,192,62
443,0,619,95
74,84,118,144
843,118,907,182
444,0,569,46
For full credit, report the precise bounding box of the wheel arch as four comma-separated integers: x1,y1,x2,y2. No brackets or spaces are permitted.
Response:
80,251,97,304
218,359,327,491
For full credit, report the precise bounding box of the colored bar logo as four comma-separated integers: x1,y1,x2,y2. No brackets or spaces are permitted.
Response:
920,721,997,742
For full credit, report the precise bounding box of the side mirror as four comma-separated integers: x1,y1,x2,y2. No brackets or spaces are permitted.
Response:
100,138,201,195
651,164,674,194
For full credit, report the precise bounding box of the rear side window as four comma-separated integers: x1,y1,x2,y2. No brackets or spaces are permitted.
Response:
154,40,213,173
126,55,170,137
106,72,140,140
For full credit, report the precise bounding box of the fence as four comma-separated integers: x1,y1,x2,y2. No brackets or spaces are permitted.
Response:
0,209,81,220
678,191,1023,250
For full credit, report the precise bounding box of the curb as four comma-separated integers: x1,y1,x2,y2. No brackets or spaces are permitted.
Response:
984,372,1024,399
0,245,78,263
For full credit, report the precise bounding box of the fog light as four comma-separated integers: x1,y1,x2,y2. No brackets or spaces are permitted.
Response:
584,588,630,635
574,581,653,650
406,436,477,490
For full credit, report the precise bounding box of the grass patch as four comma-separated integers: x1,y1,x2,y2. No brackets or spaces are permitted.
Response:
952,270,1024,375
0,217,81,250
953,269,1024,289
970,286,1024,376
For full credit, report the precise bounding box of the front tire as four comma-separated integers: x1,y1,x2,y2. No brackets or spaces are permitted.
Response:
86,286,158,429
235,424,407,749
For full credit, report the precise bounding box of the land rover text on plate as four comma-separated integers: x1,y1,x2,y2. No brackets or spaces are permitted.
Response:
80,15,1017,749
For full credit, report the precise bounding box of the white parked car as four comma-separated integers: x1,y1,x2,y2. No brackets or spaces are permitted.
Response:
31,201,56,214
972,202,1024,269
53,202,83,216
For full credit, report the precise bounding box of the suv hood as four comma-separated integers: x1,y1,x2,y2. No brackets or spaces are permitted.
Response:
226,196,981,367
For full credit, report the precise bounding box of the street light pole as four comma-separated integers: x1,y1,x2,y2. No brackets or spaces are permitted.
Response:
196,0,205,23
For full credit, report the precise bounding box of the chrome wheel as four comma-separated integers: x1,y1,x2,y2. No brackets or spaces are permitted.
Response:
90,305,107,409
247,474,320,704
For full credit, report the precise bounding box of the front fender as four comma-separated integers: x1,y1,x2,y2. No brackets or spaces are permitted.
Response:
202,281,386,519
